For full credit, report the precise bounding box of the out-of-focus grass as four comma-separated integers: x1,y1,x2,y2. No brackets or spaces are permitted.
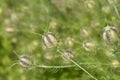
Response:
0,0,120,80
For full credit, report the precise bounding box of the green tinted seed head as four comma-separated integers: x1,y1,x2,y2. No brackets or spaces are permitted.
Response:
108,0,117,5
65,37,74,47
83,40,95,51
80,28,89,37
111,59,119,68
84,0,95,9
102,26,118,42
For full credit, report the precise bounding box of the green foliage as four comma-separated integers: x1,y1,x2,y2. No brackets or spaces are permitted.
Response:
0,0,120,80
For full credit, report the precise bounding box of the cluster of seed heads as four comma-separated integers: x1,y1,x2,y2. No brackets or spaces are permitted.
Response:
17,32,58,68
11,23,118,80
6,0,119,79
82,25,118,51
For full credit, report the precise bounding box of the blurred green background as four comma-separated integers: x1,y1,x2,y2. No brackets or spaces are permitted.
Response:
0,0,120,80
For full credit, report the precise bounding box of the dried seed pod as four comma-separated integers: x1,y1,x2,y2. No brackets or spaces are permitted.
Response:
111,59,119,68
5,25,15,37
50,20,57,29
105,50,115,58
102,6,111,14
102,26,118,42
108,0,117,5
42,33,57,49
80,28,89,37
62,49,74,62
19,55,32,68
6,26,14,33
84,0,95,9
44,52,53,60
65,37,74,47
83,40,95,51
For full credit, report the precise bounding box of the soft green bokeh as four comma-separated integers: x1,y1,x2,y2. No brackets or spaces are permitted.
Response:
0,0,120,80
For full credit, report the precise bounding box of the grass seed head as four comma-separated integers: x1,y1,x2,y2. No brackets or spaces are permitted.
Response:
102,26,118,42
65,37,74,47
102,6,111,14
111,59,119,68
42,32,57,49
62,49,74,63
83,40,95,51
108,0,117,5
19,55,32,68
84,0,95,9
80,28,89,37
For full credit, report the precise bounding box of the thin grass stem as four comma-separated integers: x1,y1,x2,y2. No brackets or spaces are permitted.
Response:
57,49,98,80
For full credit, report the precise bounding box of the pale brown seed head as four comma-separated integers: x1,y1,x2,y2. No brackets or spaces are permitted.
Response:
83,40,95,51
108,0,117,5
65,37,74,47
19,55,32,68
102,26,118,42
84,0,95,9
80,29,89,37
111,60,119,68
42,33,57,49
62,49,74,63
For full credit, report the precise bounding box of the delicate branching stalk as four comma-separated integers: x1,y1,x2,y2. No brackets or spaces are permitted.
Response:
107,0,120,19
35,64,75,69
14,29,43,37
70,59,98,80
7,62,19,71
57,49,98,80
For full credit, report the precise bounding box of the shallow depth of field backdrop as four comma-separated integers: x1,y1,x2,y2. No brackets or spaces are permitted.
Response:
0,0,120,80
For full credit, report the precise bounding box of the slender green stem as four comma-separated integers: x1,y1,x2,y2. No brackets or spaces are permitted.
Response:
70,59,98,80
36,64,75,68
57,49,98,80
29,31,43,37
7,62,19,71
14,29,43,37
107,0,120,19
114,5,120,19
